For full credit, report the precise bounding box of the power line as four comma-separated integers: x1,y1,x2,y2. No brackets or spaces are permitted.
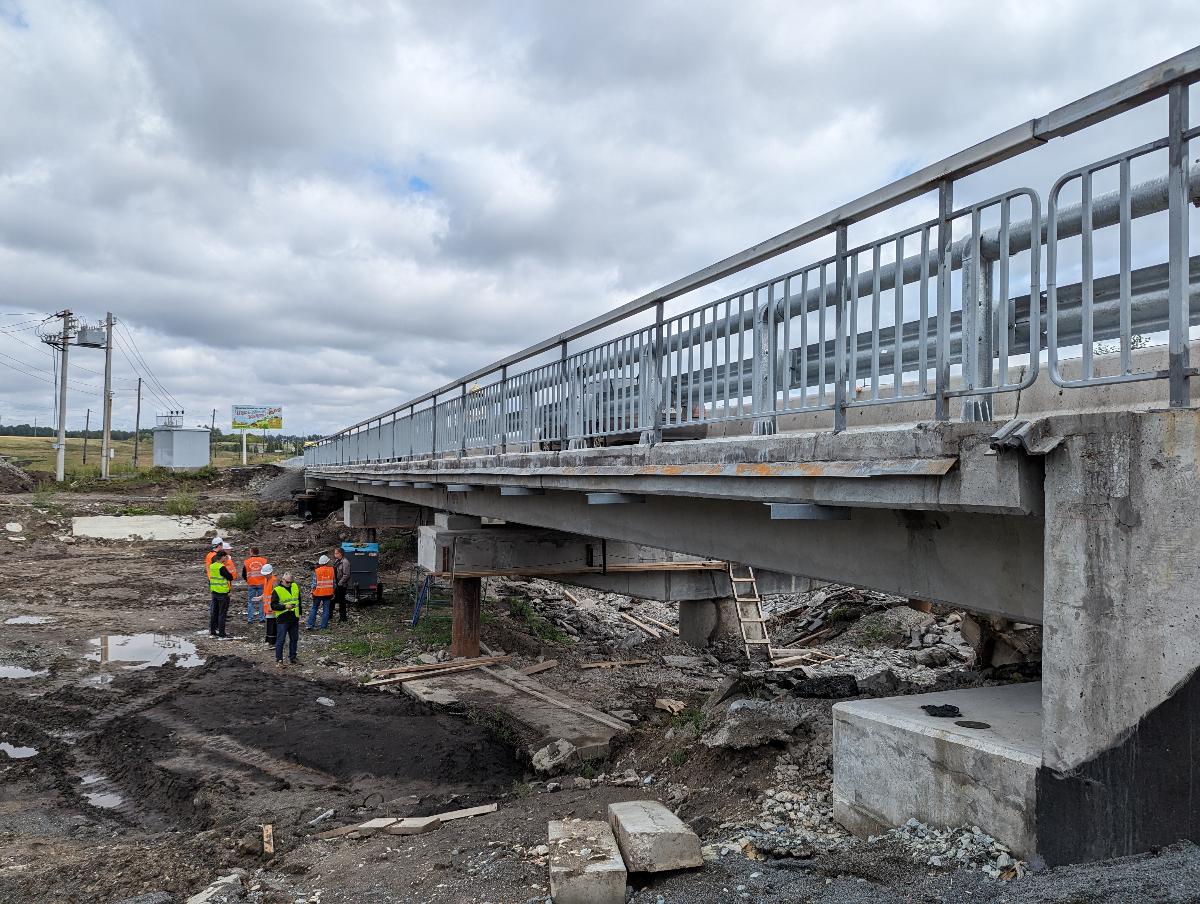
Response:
112,339,173,409
115,322,182,410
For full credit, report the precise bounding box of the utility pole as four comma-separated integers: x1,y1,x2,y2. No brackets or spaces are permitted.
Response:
83,409,90,464
53,310,72,483
132,378,142,468
100,312,114,480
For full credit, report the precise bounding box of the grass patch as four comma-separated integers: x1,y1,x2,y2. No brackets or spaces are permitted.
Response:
670,749,690,767
121,505,151,516
333,618,411,661
671,706,705,733
505,596,570,644
380,532,417,559
217,501,259,531
165,492,199,516
413,613,453,647
858,614,890,643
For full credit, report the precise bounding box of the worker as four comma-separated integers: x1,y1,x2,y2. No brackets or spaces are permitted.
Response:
221,542,238,588
242,546,268,626
207,549,235,638
205,536,224,569
333,546,351,623
269,570,303,666
306,555,336,631
259,563,278,647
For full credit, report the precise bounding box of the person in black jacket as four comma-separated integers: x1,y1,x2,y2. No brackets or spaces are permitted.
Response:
333,547,351,622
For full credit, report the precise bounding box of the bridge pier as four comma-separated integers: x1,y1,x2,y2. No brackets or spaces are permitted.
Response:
677,597,740,649
451,576,482,658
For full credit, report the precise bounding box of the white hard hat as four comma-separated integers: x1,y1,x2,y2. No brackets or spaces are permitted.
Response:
260,563,274,576
211,537,223,547
318,555,330,565
222,542,233,551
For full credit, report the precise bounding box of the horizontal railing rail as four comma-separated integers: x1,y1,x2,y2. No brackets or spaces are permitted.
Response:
307,49,1200,467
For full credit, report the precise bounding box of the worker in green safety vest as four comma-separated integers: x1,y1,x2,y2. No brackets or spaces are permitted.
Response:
208,554,235,638
269,571,303,666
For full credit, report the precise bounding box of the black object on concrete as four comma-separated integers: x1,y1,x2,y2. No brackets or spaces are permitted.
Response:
920,704,962,718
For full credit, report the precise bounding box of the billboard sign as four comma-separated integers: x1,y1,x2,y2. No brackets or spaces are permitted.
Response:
232,405,283,430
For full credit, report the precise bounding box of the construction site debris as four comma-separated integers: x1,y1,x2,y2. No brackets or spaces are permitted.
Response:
701,699,807,750
921,703,963,718
386,814,442,835
579,659,649,669
184,870,247,904
619,611,661,638
872,819,1027,880
533,739,579,773
0,458,35,493
521,658,559,675
608,800,704,873
654,698,687,714
548,818,627,904
364,655,512,685
785,673,860,698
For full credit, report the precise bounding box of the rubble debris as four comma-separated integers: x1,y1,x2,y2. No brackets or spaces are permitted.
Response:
607,800,704,873
619,611,661,638
0,458,35,493
787,673,860,698
654,698,687,714
533,739,579,773
184,870,247,904
579,659,649,669
704,676,743,711
874,818,1027,880
701,699,807,750
548,818,627,904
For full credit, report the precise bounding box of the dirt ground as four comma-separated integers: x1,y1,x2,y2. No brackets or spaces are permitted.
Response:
2,465,1200,904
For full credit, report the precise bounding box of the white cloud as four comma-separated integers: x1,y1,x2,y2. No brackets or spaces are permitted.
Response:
0,0,1196,434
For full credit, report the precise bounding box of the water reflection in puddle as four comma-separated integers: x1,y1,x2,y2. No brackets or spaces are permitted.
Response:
79,674,114,688
80,774,123,809
4,615,55,625
0,742,38,759
85,634,205,670
0,665,48,679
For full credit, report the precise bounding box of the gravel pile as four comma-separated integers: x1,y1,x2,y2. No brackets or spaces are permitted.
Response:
0,458,35,493
873,818,1024,879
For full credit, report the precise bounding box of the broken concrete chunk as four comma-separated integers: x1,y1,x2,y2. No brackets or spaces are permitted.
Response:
788,674,859,698
532,738,578,774
548,818,627,904
607,800,703,873
700,699,806,750
184,870,247,904
703,676,743,711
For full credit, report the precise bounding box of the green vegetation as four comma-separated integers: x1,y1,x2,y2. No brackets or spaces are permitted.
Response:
380,532,417,559
670,749,690,767
671,706,706,733
505,595,570,643
413,613,453,647
121,505,151,516
165,492,199,516
334,617,411,661
218,501,260,532
858,613,890,643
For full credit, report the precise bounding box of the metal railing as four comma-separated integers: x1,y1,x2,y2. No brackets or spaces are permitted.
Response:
307,49,1200,468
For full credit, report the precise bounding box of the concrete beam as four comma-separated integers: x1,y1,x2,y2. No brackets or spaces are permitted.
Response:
327,481,1042,621
342,496,422,528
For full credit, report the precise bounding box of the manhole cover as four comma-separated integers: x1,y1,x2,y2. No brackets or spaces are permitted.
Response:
955,720,992,730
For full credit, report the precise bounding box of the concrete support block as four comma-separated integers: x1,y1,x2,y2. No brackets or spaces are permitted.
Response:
678,597,740,648
1038,409,1200,865
342,497,421,528
832,683,1041,857
607,800,703,873
548,819,627,904
434,512,482,530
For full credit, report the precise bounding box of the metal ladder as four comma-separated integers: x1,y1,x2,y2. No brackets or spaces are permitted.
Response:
728,563,773,663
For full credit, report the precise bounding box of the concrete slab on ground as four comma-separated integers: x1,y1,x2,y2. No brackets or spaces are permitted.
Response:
401,665,628,763
71,514,229,541
832,681,1041,857
607,799,703,873
548,818,627,904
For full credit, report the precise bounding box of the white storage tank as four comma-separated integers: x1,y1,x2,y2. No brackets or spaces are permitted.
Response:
152,426,211,470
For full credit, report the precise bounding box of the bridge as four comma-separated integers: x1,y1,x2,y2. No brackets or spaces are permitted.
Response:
305,48,1200,867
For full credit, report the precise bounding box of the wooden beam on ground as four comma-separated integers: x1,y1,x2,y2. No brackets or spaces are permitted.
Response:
434,802,499,822
365,657,511,687
520,659,559,676
579,659,650,670
639,614,680,636
619,612,661,638
371,655,507,678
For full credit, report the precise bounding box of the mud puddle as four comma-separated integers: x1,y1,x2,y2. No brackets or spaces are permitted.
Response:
0,665,47,679
85,633,205,669
4,615,54,625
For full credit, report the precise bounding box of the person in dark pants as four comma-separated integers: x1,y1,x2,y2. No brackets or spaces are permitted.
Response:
270,570,302,666
208,554,235,638
333,547,351,622
259,563,278,647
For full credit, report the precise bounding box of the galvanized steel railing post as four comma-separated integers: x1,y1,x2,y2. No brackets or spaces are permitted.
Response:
753,285,777,435
558,341,570,446
959,215,994,422
498,365,508,453
1168,81,1191,407
459,383,468,455
834,224,848,432
520,381,534,452
935,179,954,421
639,302,665,445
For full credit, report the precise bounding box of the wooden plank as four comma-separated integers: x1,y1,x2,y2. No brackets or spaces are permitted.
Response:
479,667,631,733
387,815,442,835
520,659,559,676
371,655,507,678
580,659,650,670
639,615,680,636
561,589,581,605
619,612,661,638
365,658,512,687
261,824,274,856
795,627,832,647
315,824,364,840
654,698,686,714
434,802,499,822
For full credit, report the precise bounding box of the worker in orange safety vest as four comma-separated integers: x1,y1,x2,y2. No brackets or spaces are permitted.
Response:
259,563,278,647
242,546,268,626
305,555,336,630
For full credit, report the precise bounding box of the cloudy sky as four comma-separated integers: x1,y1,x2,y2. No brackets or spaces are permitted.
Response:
0,1,1196,435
